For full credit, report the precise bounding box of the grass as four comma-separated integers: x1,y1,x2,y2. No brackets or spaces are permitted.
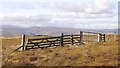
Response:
1,34,119,67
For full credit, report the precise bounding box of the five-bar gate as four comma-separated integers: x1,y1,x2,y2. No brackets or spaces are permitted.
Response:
15,31,106,51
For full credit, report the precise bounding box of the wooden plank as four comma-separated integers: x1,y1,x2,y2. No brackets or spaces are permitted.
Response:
28,38,60,44
27,43,50,46
13,46,23,52
27,40,61,45
54,44,60,46
28,36,60,41
74,41,80,43
64,42,71,44
47,36,60,39
30,39,60,43
28,40,60,45
73,37,80,39
63,35,71,36
64,40,72,42
63,37,71,39
28,38,45,41
26,45,49,48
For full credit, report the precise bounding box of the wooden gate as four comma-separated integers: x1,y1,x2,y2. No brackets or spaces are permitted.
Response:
15,31,106,51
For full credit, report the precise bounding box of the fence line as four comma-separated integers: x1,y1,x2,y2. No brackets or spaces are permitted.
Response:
16,31,106,51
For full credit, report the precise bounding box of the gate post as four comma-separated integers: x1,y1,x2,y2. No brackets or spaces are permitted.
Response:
99,33,102,42
80,31,83,44
60,33,64,46
71,34,74,45
98,34,100,42
21,35,26,51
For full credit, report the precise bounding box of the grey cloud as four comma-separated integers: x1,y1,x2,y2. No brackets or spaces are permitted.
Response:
46,1,116,18
47,2,87,12
0,15,52,27
0,15,51,22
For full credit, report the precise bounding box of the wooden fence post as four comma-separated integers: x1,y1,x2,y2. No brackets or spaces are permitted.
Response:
80,31,83,44
21,35,26,51
71,34,74,45
60,33,64,46
98,34,100,42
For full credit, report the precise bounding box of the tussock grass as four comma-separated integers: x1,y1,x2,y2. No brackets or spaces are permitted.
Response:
1,34,119,67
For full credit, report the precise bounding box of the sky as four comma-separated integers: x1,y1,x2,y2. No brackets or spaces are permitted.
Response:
0,0,119,29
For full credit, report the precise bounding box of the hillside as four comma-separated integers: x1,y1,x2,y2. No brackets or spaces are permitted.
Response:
1,25,119,36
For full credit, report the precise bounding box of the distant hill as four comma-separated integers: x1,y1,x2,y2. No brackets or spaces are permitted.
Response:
0,25,119,36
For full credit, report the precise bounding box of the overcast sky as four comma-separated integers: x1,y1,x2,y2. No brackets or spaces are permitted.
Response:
0,0,119,29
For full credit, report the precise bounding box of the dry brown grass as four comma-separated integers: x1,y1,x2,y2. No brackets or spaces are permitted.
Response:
1,34,119,67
